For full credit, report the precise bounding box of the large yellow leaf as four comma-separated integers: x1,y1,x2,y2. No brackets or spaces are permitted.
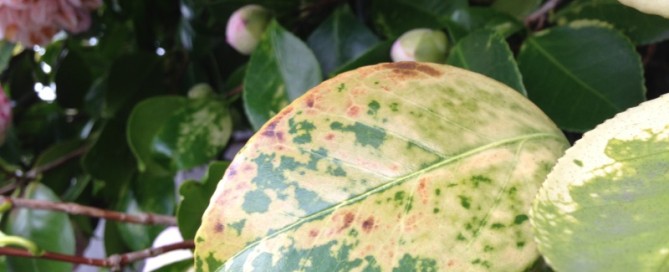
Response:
195,62,568,271
618,0,669,19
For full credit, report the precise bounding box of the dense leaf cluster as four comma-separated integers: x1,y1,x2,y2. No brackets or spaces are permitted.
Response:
0,0,667,271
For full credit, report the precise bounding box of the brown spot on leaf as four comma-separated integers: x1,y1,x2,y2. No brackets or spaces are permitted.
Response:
340,212,355,231
448,260,456,267
262,121,279,137
306,96,314,108
325,133,335,141
226,165,238,178
309,229,319,238
416,64,442,77
362,217,375,233
214,223,224,233
347,106,360,117
386,61,417,70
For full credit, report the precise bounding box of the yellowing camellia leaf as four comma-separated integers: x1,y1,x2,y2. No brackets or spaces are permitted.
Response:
618,0,669,19
195,62,568,271
531,94,669,271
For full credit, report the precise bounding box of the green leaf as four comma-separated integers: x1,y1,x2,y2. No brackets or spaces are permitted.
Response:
492,0,542,20
177,161,230,240
153,259,194,272
33,139,88,197
447,30,527,95
466,7,524,38
307,5,379,76
0,41,13,74
555,0,669,45
329,41,392,77
178,161,229,240
152,98,232,170
116,172,175,251
128,96,187,173
4,182,75,272
54,50,93,109
195,63,568,271
371,0,461,38
243,20,322,131
531,94,669,271
82,118,136,202
518,21,646,132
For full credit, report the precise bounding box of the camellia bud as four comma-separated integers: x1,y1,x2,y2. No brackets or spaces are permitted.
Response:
226,5,271,55
0,85,12,146
391,29,448,63
187,83,214,99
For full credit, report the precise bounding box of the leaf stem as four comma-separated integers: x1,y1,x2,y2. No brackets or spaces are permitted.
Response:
0,196,177,226
0,240,194,271
525,0,562,29
0,232,42,255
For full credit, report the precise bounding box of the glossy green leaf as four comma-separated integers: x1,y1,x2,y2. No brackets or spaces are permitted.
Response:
466,7,523,38
34,139,88,197
307,5,379,76
178,161,229,240
152,98,232,170
518,21,646,132
82,118,136,202
195,62,568,271
492,0,541,20
531,94,669,271
371,0,459,38
447,30,527,95
329,41,392,77
555,0,669,45
4,182,75,272
128,96,187,173
116,172,175,251
243,20,322,131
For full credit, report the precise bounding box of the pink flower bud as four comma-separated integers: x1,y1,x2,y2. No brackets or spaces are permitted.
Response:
391,29,448,63
226,5,271,55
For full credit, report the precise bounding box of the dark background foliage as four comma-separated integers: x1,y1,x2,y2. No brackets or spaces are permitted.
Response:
0,0,668,271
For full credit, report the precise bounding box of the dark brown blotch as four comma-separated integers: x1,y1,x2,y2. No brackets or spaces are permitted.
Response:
362,217,375,233
340,212,355,231
214,223,224,233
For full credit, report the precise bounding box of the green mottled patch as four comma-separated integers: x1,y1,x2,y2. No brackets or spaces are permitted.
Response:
434,188,441,196
394,254,437,272
228,220,246,236
573,159,583,167
363,256,382,272
471,175,492,187
457,233,467,241
471,258,492,268
242,190,272,213
458,195,471,209
330,121,386,148
337,83,346,92
389,102,399,112
513,214,528,225
491,223,505,229
289,118,316,144
433,208,440,213
295,187,330,214
367,100,380,116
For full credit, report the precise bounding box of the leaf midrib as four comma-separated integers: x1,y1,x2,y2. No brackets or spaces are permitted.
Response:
221,132,565,266
526,37,620,111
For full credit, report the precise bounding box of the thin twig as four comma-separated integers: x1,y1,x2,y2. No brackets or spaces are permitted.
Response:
525,0,562,29
0,240,194,270
0,196,177,226
25,145,88,179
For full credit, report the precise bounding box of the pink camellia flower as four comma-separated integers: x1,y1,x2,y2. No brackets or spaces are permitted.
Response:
0,0,102,46
226,5,271,55
0,85,11,146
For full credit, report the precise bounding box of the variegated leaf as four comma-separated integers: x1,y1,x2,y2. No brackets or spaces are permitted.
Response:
531,94,669,271
196,62,568,271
